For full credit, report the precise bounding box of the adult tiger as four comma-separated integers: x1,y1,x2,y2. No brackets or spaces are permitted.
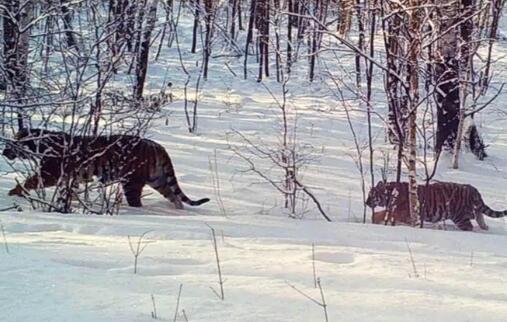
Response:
366,181,507,231
2,128,210,209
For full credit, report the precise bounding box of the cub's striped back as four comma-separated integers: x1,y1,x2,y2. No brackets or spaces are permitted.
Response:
366,181,506,231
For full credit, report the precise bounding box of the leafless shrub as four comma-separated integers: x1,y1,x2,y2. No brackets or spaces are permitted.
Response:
128,231,153,274
229,76,329,221
287,278,329,322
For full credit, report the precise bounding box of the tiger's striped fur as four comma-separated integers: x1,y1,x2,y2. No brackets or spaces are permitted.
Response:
2,128,209,209
372,210,409,226
366,181,506,231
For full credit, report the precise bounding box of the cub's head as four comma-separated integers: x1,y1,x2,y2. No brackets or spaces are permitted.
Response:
366,181,405,209
2,128,59,160
366,181,386,208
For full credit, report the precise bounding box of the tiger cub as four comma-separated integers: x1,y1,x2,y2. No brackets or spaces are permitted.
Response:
366,181,506,231
2,128,209,209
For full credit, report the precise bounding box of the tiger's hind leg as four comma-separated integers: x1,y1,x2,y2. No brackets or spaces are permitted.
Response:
455,219,474,231
122,181,144,207
158,185,183,209
147,178,184,209
475,213,489,230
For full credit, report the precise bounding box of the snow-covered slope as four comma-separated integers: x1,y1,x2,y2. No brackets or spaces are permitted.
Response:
1,212,507,322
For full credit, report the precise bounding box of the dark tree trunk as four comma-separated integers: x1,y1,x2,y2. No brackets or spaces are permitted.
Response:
243,0,256,79
2,0,33,130
287,0,293,72
255,0,269,81
133,0,148,55
435,0,475,155
191,0,200,53
309,0,328,82
381,1,408,182
435,59,459,154
203,0,213,79
134,0,158,99
108,0,129,61
230,0,238,39
60,0,78,50
125,0,137,51
238,0,243,30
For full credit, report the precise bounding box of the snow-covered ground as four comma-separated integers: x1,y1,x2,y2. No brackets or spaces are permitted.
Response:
1,212,507,322
2,8,507,322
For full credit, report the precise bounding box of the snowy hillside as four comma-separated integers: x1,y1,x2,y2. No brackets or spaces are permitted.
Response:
2,2,507,322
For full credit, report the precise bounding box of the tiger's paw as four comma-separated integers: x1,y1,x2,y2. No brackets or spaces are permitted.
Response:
478,224,489,231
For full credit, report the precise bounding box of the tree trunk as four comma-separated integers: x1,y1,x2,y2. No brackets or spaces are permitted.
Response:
243,0,256,79
435,0,460,155
203,0,213,79
60,0,78,50
256,0,269,81
134,0,158,99
355,0,365,88
381,1,407,182
338,0,353,36
191,0,200,53
2,0,33,130
407,0,422,226
287,0,293,72
452,0,474,168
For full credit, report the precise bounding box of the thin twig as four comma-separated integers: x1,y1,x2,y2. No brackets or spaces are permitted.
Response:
173,284,183,322
312,243,317,288
182,309,189,322
405,238,419,278
317,278,329,322
151,294,158,319
207,224,224,300
294,179,331,222
1,224,9,254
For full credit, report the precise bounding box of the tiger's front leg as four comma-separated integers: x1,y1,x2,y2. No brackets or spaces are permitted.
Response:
8,174,58,196
122,181,145,207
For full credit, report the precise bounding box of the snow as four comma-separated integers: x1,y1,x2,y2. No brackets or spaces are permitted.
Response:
2,7,507,322
1,212,507,322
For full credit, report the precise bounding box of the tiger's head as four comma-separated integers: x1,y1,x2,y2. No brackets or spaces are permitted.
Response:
365,181,399,208
2,128,62,160
366,181,387,208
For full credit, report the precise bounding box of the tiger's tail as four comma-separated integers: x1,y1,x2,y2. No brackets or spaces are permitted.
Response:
480,204,507,218
477,195,507,218
148,150,210,209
